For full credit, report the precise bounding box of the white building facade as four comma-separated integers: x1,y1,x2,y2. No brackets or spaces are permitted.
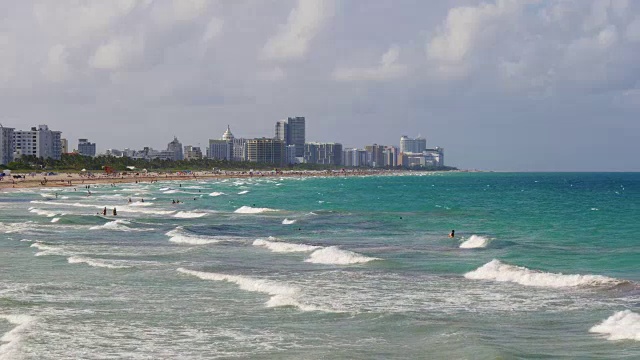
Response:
400,136,426,154
13,125,62,160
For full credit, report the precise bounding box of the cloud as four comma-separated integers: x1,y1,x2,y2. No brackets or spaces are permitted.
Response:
89,35,145,70
261,0,335,61
332,46,408,81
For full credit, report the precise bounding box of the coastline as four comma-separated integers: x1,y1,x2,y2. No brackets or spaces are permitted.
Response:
0,169,437,192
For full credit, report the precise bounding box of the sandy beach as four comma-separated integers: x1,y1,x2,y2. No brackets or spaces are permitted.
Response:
0,169,403,191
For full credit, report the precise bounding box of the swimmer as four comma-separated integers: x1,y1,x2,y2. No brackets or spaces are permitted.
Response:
449,230,455,238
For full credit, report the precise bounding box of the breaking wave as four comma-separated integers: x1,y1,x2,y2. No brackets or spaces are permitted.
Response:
28,208,59,217
237,190,249,195
253,238,319,253
0,314,35,359
464,259,627,288
282,218,297,225
176,268,321,311
459,235,490,249
209,192,224,197
163,189,180,194
174,211,207,219
234,206,277,214
30,242,66,257
165,227,220,245
67,256,132,269
50,217,60,223
590,310,640,341
305,246,380,265
90,220,134,231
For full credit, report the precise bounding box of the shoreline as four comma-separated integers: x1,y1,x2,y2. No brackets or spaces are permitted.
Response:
0,169,448,192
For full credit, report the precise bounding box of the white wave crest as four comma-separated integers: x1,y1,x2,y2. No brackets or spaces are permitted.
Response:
174,211,207,219
165,227,220,245
67,256,131,269
253,238,319,253
305,246,380,265
30,200,174,216
590,310,640,341
234,206,277,214
50,217,60,223
29,208,58,217
459,235,490,249
282,218,297,225
0,314,35,359
89,220,132,231
30,242,65,256
158,187,170,191
209,192,224,197
176,268,319,310
237,190,249,195
464,259,626,288
163,189,180,194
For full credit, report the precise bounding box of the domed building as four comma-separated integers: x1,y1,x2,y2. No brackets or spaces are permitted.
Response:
222,125,234,141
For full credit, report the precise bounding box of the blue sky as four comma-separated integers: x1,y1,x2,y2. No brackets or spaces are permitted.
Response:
0,0,639,171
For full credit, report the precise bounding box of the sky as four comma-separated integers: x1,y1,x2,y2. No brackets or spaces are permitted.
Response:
1,0,639,171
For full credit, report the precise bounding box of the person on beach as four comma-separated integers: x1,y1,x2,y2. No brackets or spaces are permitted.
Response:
449,230,455,238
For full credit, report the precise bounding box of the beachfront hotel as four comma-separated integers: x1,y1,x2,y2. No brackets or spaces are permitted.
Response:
246,138,285,165
77,139,96,157
12,125,62,161
0,124,14,166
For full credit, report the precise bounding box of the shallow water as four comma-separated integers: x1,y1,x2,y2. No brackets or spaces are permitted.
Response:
0,173,639,358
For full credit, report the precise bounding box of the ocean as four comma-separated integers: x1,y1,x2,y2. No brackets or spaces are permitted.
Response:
0,172,638,359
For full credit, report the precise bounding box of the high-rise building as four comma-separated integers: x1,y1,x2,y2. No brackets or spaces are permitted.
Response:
0,125,14,165
304,142,342,165
400,135,426,154
183,145,203,160
78,138,96,157
13,125,62,160
246,138,285,165
275,117,305,157
208,140,230,160
166,137,183,161
60,138,68,154
365,144,385,167
383,146,399,167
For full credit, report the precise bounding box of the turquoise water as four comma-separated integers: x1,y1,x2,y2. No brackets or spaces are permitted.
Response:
0,172,638,359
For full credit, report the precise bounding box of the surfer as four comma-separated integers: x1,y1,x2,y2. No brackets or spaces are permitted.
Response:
449,230,455,238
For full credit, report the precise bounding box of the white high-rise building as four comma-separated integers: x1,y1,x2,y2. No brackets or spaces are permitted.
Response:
13,125,62,160
0,125,14,165
400,135,426,154
208,140,230,160
303,142,342,165
166,137,183,161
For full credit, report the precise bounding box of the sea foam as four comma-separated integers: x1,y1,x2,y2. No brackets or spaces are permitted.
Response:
173,211,207,219
459,235,490,249
464,259,626,288
590,310,640,341
29,208,59,217
282,218,297,225
67,256,131,269
209,192,224,197
165,227,220,245
305,246,380,265
234,206,277,214
237,190,249,195
0,314,35,359
176,268,317,310
89,220,133,231
253,238,319,253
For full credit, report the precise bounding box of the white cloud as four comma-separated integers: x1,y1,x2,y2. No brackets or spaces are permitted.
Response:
202,17,223,44
257,67,286,81
261,0,335,61
89,35,144,70
333,46,408,82
42,44,71,82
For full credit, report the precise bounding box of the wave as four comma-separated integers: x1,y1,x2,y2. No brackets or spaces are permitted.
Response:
176,268,320,311
282,218,297,225
126,202,153,207
30,200,175,216
174,211,207,219
464,259,627,288
163,189,180,194
209,192,224,197
0,314,35,359
165,227,220,245
234,206,277,214
237,190,249,195
459,235,490,249
305,246,380,265
253,238,319,253
590,310,640,341
67,256,131,269
30,242,66,256
50,217,60,223
28,208,59,217
89,220,133,231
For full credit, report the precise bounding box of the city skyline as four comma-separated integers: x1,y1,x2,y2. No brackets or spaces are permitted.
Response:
1,1,639,171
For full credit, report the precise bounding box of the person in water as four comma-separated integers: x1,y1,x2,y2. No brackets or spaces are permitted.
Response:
449,230,455,238
113,208,117,216
102,207,107,216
